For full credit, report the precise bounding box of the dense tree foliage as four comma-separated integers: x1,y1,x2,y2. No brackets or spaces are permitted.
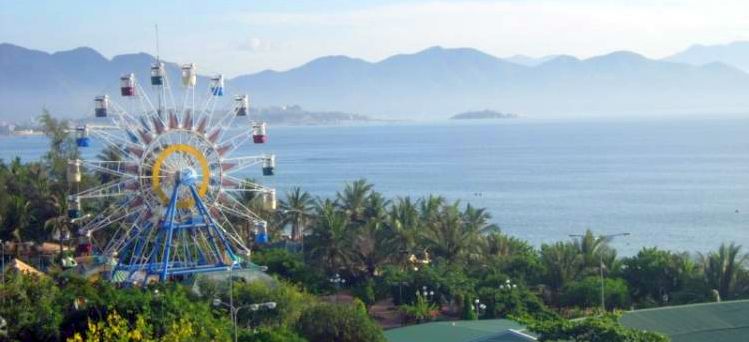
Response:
295,303,386,342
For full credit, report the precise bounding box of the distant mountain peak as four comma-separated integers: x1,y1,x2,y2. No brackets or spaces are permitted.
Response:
588,50,648,62
666,41,749,72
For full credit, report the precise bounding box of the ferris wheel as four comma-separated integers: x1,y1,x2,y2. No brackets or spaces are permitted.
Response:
66,60,276,284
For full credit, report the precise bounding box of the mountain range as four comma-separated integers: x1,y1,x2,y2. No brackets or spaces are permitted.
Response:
2,42,749,121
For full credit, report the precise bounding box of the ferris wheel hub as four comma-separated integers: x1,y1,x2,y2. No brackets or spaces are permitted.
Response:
178,167,198,186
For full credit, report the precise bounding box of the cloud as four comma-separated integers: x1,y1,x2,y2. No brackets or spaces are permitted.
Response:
234,0,749,62
238,37,272,52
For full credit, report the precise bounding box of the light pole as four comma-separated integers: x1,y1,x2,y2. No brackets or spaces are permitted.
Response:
213,298,276,342
329,273,346,303
569,232,630,312
1,239,4,306
499,279,517,291
474,298,486,319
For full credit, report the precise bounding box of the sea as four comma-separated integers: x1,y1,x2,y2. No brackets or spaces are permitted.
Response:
2,117,748,256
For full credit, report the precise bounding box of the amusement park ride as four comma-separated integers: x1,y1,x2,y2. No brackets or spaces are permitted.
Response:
66,59,276,285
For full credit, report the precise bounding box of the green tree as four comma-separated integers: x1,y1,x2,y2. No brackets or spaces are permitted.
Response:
561,276,630,310
540,241,582,303
306,199,353,274
461,296,478,320
420,202,485,263
280,187,315,241
295,303,386,342
336,179,374,222
0,272,63,341
699,242,748,300
621,247,703,306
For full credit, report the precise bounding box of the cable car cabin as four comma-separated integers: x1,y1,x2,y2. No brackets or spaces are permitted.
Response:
94,95,109,117
252,122,267,143
120,73,136,96
262,155,275,176
255,222,269,244
235,95,249,116
151,62,165,86
67,160,81,183
76,242,93,257
210,74,225,96
76,127,91,147
181,63,197,87
255,232,269,244
263,190,277,210
68,196,81,218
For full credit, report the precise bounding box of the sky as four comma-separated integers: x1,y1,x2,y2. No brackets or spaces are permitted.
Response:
2,0,748,76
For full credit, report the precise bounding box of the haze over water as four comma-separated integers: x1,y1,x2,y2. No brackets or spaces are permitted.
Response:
2,117,747,255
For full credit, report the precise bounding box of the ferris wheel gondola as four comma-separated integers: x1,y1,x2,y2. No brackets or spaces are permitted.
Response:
68,61,276,285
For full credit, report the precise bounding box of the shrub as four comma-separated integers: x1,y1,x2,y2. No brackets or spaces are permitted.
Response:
295,303,386,342
399,292,439,324
523,313,668,342
239,326,307,342
352,279,376,308
461,296,478,320
561,276,630,310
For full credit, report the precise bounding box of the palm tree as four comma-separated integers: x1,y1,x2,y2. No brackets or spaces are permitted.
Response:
387,197,421,264
419,202,485,263
699,243,749,299
419,195,445,224
572,229,612,275
4,195,31,255
540,242,583,298
351,219,395,278
306,199,353,274
279,187,315,241
462,204,500,234
336,179,374,222
482,232,534,258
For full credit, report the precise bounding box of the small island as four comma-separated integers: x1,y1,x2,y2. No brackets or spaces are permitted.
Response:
450,110,518,120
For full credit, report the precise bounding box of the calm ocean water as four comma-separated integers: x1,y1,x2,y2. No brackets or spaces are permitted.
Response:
1,118,748,255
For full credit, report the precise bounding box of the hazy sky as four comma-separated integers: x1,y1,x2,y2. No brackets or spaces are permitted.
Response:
2,0,748,76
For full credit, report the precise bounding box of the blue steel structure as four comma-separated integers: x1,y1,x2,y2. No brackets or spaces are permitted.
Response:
113,168,244,284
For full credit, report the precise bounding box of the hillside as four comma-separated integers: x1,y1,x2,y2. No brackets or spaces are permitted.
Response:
3,43,749,121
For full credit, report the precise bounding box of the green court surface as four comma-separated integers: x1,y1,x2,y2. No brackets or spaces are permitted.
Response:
621,299,749,342
385,319,536,342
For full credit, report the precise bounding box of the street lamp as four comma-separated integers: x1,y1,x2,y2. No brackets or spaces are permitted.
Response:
213,298,276,342
499,279,517,291
569,232,630,313
1,238,5,306
329,273,346,303
474,299,486,318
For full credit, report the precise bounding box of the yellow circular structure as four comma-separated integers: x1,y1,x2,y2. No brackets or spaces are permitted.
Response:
152,144,211,209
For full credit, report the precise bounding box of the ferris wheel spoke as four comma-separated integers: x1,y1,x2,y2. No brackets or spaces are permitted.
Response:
108,101,148,135
103,212,150,256
213,129,253,157
211,206,252,254
214,194,264,222
78,160,138,180
80,201,147,236
219,155,270,174
74,179,138,200
86,124,139,148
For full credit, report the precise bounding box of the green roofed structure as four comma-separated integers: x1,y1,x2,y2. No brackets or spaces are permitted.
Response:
384,319,536,342
621,299,749,342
